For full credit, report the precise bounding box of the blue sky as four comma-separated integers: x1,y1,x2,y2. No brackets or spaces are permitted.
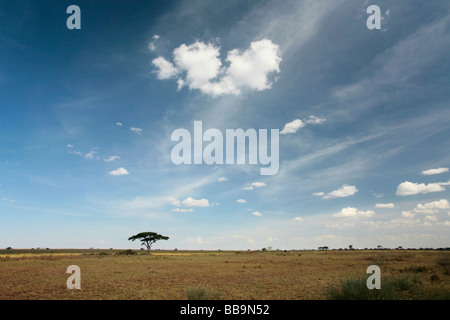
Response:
1,0,449,250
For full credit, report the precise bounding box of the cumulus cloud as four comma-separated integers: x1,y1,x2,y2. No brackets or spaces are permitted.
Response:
152,39,281,96
244,182,266,190
375,203,395,208
252,211,263,216
293,217,303,222
396,181,450,196
116,122,123,126
218,177,227,182
333,207,375,219
236,199,247,203
108,167,129,176
320,185,358,199
66,144,74,148
401,211,415,218
181,197,210,208
280,119,305,135
280,115,326,135
167,196,211,212
251,182,266,188
414,199,449,214
422,167,449,175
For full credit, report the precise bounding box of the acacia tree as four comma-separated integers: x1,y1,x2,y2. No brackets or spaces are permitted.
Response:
128,232,169,253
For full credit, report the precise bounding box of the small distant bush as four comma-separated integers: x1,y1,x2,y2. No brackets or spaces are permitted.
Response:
186,286,222,300
326,275,421,300
116,249,137,255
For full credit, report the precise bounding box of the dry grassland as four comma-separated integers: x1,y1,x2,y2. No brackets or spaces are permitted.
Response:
0,249,448,300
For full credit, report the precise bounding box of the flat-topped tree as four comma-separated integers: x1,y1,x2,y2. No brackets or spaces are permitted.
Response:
128,232,169,253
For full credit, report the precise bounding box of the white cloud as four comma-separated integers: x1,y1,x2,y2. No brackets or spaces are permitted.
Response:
68,150,82,156
104,155,120,162
422,167,449,175
280,115,326,135
322,185,358,199
116,122,123,126
414,199,449,214
173,41,222,91
365,218,421,230
167,197,181,207
425,215,437,222
280,119,304,135
333,207,375,219
252,211,263,216
85,150,97,159
66,144,74,148
223,39,281,93
218,177,227,182
172,208,194,213
152,57,179,80
244,182,266,190
167,196,211,210
108,167,129,176
130,127,142,134
181,197,210,208
313,192,324,196
148,34,160,52
251,182,266,188
293,217,303,222
236,199,247,203
152,39,281,96
305,115,326,124
401,211,415,218
375,203,395,208
396,181,450,196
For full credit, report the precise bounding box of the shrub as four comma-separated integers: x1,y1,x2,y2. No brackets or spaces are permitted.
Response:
116,249,137,255
436,256,450,274
326,275,421,300
186,286,222,300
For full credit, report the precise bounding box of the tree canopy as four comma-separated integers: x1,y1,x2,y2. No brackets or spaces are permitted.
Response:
128,232,169,253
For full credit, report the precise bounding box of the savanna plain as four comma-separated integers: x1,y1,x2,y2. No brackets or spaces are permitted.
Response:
0,249,449,300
